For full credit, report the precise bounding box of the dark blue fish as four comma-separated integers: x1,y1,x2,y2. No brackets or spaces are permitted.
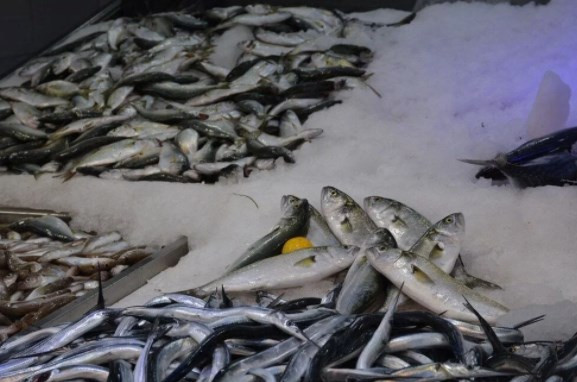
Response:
462,152,577,188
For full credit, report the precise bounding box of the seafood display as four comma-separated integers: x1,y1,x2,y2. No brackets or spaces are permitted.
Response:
0,187,574,381
0,212,154,339
0,289,568,382
0,1,576,380
0,5,384,183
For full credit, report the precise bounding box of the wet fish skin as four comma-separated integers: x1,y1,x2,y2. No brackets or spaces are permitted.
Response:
226,195,310,272
8,139,67,164
409,212,465,273
367,247,508,324
53,136,125,162
0,88,69,109
364,196,432,250
191,246,358,296
11,216,76,242
0,122,48,142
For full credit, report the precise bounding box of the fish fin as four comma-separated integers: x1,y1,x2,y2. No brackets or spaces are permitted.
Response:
386,12,416,27
54,170,76,182
220,285,233,308
297,325,320,348
464,276,503,290
266,292,285,309
95,264,105,310
294,255,317,267
462,295,507,355
513,314,546,330
358,73,382,98
458,158,496,166
429,243,444,259
205,287,219,308
411,265,434,284
452,255,502,290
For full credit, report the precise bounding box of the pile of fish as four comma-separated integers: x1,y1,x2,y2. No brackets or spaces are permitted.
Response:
1,187,576,380
0,214,152,339
199,186,505,324
0,5,386,183
461,126,577,188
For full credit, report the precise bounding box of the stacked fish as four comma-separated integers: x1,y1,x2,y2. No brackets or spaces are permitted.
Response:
1,188,575,380
461,126,577,187
0,279,571,380
0,5,380,183
201,186,506,324
0,215,152,339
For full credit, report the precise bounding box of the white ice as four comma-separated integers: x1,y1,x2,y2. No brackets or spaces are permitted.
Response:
1,0,577,341
526,70,571,139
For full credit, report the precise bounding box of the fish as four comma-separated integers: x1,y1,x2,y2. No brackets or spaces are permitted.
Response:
461,126,577,188
409,212,465,273
364,196,432,250
188,246,358,296
226,195,309,271
321,186,395,314
461,152,577,188
366,246,508,323
11,216,76,242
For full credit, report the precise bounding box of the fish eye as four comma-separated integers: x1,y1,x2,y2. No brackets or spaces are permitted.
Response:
445,217,454,224
330,190,337,197
378,246,387,251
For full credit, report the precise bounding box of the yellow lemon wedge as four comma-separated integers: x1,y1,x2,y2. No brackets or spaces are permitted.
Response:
282,237,313,254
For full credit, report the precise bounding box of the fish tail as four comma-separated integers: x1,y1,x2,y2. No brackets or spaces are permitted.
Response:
54,170,76,182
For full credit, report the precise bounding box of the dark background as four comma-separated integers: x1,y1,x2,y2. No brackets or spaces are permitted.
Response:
0,0,547,78
0,0,114,75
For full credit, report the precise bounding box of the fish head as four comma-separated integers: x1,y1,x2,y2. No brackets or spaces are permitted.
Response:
321,186,352,214
367,246,412,273
364,196,402,224
16,274,41,290
281,195,308,216
434,213,465,238
336,245,361,258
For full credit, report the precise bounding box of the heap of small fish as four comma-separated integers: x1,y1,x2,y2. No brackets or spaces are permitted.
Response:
1,187,576,380
0,5,388,183
0,214,152,339
0,268,572,380
461,126,577,188
195,186,505,324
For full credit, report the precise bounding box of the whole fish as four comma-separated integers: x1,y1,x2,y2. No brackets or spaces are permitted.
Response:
189,246,358,296
366,247,508,323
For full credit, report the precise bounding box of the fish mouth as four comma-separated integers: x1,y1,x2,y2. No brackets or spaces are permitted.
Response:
321,186,337,196
454,212,465,229
280,194,291,209
363,196,380,209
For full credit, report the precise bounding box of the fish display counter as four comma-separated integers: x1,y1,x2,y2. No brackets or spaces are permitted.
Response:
0,0,576,380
